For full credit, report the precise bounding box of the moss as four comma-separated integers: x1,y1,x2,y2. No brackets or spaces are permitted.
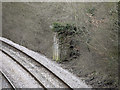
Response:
87,7,96,16
51,23,80,61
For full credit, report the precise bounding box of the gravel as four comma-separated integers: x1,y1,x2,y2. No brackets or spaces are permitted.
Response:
0,51,42,88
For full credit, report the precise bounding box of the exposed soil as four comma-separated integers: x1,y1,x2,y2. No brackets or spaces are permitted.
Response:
2,2,119,89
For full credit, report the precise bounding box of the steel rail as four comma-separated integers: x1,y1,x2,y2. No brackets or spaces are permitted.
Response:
1,41,73,89
1,70,16,90
1,50,46,90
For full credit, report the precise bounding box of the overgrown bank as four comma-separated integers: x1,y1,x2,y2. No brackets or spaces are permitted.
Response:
2,2,118,88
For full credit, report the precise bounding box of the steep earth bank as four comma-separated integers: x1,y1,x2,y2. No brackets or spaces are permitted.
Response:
2,2,118,88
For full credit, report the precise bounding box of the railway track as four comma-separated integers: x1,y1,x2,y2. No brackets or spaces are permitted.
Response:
0,41,72,89
1,43,69,89
1,51,43,89
1,70,15,89
0,37,91,89
2,50,46,89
